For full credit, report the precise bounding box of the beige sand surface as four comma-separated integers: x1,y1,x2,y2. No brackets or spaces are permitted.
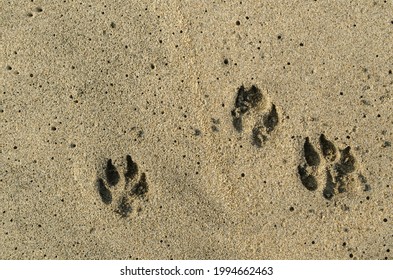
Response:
1,0,392,259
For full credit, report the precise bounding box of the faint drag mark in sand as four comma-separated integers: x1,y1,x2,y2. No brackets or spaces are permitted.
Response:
298,134,371,200
231,85,280,147
95,154,149,217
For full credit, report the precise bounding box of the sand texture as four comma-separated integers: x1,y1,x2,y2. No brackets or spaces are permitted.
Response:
1,0,392,259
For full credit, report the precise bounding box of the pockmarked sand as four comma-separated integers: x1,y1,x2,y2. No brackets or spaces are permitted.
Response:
1,0,392,259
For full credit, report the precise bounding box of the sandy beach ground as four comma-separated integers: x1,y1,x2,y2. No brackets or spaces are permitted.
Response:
1,0,392,259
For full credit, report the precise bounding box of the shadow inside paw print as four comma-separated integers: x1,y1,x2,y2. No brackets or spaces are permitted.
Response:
297,137,320,191
231,85,280,147
252,104,279,148
231,85,263,132
298,134,370,200
105,159,120,186
95,154,149,217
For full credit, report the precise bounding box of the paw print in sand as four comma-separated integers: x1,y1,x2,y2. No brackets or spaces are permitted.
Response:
231,85,280,147
96,155,149,217
298,134,370,200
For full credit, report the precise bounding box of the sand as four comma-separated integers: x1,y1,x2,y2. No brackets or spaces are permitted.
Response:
1,0,392,259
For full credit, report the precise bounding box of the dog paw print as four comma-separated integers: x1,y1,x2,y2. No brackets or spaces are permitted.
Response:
95,155,149,217
231,85,280,147
298,134,370,200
